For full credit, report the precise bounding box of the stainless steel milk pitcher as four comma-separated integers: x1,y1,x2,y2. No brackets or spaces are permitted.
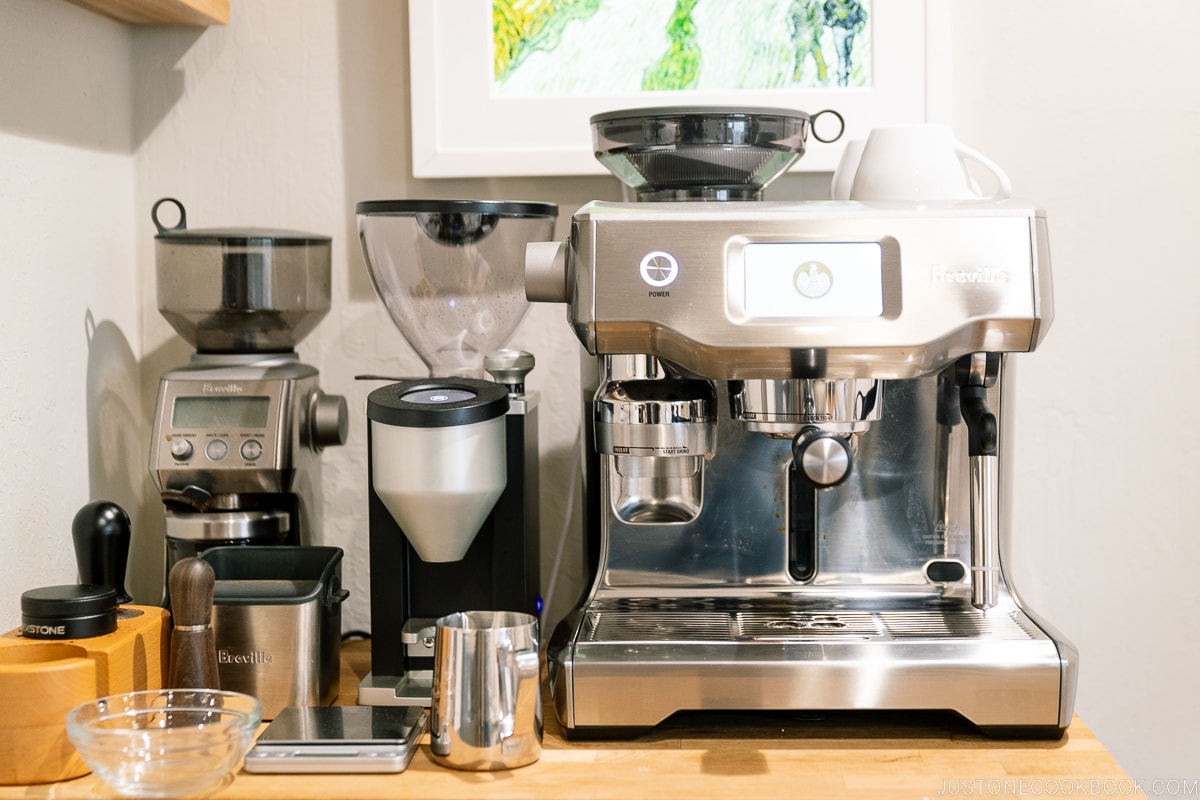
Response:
429,610,541,770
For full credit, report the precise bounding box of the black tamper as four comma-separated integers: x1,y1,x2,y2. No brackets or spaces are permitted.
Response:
71,500,133,604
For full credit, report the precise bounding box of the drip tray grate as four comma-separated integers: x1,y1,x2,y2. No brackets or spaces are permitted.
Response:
880,611,1043,640
583,607,1046,644
737,611,883,639
587,611,733,642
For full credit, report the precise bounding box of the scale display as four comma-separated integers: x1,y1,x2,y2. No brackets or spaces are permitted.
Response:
172,396,270,428
743,241,884,319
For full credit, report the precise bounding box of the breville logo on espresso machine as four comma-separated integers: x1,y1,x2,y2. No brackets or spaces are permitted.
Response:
202,382,246,394
931,264,1009,284
218,648,273,664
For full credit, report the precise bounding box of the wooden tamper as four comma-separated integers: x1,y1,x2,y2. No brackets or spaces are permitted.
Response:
167,557,220,690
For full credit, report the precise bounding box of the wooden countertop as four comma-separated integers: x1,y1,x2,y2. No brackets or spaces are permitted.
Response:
2,638,1142,800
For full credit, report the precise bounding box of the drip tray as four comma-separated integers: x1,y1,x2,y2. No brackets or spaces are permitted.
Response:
583,602,1045,644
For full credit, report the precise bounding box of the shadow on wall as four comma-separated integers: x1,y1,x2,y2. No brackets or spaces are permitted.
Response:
131,24,218,151
0,0,201,153
84,312,163,604
134,331,195,603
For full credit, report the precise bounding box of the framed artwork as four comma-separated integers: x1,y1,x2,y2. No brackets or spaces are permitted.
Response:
409,0,948,177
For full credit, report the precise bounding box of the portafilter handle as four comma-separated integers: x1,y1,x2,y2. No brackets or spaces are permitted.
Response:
71,501,133,604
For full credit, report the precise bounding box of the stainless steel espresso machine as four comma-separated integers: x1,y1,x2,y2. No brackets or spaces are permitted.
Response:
354,200,557,706
526,107,1077,737
149,199,348,588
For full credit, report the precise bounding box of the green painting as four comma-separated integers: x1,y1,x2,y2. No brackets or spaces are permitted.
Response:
492,0,871,96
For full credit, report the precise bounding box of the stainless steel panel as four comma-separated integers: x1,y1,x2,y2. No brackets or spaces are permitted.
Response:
150,355,321,497
557,597,1062,729
211,600,324,718
565,201,1048,380
732,378,883,434
538,199,1074,735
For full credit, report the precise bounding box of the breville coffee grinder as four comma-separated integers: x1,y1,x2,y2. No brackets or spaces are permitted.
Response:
527,107,1077,737
354,200,556,706
149,199,348,592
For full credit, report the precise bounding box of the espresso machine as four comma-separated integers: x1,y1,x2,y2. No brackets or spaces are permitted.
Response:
149,199,348,588
354,200,557,706
526,107,1077,737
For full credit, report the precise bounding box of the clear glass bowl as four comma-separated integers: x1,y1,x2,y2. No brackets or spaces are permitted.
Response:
66,689,262,798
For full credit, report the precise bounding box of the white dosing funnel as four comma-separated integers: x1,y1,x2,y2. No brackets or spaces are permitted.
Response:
367,380,509,563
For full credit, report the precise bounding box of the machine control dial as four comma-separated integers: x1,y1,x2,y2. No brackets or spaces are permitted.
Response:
309,391,349,451
169,438,193,461
205,438,229,461
791,427,853,488
240,439,263,461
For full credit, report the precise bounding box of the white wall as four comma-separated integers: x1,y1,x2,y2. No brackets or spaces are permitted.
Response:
0,1,141,611
1,0,1195,787
950,2,1200,783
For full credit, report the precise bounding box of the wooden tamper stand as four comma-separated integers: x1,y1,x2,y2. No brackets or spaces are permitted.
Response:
167,557,220,690
0,501,169,786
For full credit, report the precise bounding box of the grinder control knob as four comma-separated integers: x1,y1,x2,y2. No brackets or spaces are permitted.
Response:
309,391,349,451
485,349,535,396
526,240,569,303
169,438,193,460
792,427,853,488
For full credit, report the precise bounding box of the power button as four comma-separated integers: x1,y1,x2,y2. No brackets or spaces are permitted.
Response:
639,251,679,288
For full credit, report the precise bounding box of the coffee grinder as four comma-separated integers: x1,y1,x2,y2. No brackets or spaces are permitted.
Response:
354,200,557,706
526,107,1077,737
149,199,348,591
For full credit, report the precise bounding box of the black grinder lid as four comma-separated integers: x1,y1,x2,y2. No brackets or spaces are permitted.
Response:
367,378,509,428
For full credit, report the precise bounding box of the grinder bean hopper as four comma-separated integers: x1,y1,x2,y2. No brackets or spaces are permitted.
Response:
355,200,556,706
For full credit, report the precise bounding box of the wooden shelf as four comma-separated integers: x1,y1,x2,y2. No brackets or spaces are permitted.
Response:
64,0,228,26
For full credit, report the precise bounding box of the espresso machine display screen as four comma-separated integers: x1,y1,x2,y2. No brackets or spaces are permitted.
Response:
171,396,271,429
743,241,884,318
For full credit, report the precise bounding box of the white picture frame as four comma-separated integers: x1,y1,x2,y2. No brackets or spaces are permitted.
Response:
409,0,950,178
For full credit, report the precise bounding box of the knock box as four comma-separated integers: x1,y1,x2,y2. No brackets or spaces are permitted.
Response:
201,546,347,719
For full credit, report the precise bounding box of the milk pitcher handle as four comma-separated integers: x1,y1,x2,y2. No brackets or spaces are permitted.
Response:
955,142,1013,200
498,646,539,743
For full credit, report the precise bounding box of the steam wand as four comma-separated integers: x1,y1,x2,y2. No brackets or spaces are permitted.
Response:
957,354,1001,610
